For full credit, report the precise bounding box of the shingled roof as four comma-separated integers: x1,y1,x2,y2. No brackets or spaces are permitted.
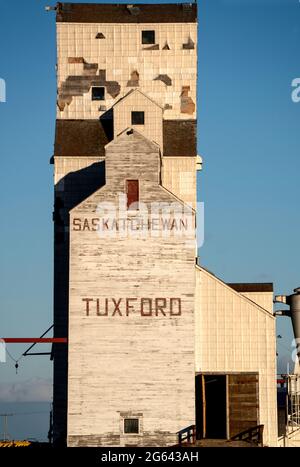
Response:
54,119,112,157
56,3,197,23
54,119,197,157
163,120,196,157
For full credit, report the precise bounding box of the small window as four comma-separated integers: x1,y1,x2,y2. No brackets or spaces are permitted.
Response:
142,30,155,45
126,180,139,210
131,111,145,125
92,87,105,101
124,418,139,434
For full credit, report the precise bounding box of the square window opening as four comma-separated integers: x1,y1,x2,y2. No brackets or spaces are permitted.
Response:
124,418,139,434
92,87,105,101
131,111,145,125
142,30,155,45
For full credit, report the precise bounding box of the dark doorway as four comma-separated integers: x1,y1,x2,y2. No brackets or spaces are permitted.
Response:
195,374,227,440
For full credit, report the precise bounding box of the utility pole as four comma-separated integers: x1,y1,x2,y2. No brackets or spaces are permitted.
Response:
0,414,13,441
48,404,53,445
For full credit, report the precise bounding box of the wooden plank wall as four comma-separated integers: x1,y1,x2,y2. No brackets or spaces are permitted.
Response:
228,373,259,437
67,130,196,446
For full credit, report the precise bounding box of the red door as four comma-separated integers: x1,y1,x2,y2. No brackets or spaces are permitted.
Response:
126,180,139,210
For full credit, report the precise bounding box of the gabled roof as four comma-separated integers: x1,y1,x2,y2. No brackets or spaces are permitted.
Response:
113,88,164,110
71,127,194,213
105,127,159,152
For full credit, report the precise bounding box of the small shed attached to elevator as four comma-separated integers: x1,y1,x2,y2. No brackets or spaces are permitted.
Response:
195,267,278,446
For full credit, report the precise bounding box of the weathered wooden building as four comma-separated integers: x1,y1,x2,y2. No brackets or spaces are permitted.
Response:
52,2,278,447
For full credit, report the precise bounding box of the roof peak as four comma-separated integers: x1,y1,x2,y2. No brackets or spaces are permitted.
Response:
113,88,163,110
105,127,160,151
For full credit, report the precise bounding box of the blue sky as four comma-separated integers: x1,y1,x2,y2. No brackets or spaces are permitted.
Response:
198,0,300,371
0,0,299,438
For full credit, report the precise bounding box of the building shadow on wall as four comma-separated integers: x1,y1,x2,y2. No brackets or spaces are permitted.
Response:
52,160,106,446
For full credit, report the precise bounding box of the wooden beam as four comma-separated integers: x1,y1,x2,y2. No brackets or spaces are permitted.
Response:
202,374,206,439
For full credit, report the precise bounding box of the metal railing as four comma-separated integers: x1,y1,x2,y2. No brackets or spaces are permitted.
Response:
177,425,196,445
230,424,264,446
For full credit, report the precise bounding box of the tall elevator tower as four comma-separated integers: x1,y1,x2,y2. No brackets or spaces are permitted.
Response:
52,3,198,446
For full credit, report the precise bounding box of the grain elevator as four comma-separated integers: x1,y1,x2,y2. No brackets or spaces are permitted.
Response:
51,2,278,447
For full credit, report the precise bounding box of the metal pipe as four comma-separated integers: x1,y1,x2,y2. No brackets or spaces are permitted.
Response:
275,288,300,364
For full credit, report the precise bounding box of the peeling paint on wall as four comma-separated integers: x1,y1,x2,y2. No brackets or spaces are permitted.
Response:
83,63,98,76
68,58,98,75
58,66,121,110
127,70,140,87
57,21,197,119
57,95,72,112
106,82,121,99
99,70,106,81
180,86,195,114
68,57,85,64
154,74,172,86
142,44,159,50
183,37,195,50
